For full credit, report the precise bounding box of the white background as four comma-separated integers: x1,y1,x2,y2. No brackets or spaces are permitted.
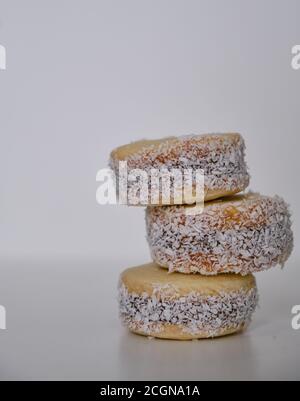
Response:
0,0,299,380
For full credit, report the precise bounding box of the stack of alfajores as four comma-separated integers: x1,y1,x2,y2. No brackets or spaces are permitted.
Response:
110,133,293,340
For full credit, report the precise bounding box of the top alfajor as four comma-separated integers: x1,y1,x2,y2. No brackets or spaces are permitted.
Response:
110,133,249,205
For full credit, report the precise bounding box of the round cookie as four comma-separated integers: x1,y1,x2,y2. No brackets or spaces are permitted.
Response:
146,192,293,275
110,133,249,205
119,263,258,340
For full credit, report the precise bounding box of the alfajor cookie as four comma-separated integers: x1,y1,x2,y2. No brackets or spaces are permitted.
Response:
119,263,258,340
110,133,249,205
146,193,293,275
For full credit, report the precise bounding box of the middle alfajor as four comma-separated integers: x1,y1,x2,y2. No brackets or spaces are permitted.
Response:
146,192,293,275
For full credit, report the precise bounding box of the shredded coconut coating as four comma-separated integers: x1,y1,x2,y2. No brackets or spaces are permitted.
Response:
119,283,258,337
109,134,249,201
146,193,293,274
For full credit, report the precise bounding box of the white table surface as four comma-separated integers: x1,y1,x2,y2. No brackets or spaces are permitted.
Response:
0,259,299,380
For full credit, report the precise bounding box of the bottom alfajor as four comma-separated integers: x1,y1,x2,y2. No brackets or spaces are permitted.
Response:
118,263,258,340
